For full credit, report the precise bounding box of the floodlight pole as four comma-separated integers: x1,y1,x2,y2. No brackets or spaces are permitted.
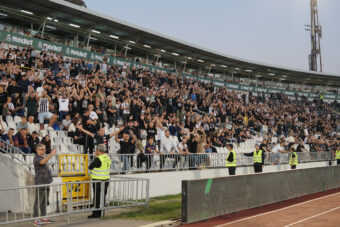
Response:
308,0,322,72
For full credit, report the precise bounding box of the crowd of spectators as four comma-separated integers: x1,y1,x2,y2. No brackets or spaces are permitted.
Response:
0,40,339,170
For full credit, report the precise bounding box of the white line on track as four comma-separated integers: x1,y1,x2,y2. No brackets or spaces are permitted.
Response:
284,206,340,227
214,192,340,227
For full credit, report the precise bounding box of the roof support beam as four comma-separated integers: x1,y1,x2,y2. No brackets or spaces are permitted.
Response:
41,18,46,38
86,31,91,49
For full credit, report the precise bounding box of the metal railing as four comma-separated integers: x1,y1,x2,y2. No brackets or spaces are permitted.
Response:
0,139,26,155
9,152,334,177
0,177,149,225
0,139,34,172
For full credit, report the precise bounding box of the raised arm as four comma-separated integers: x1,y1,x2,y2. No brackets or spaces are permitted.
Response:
109,125,125,138
39,149,57,165
76,124,95,138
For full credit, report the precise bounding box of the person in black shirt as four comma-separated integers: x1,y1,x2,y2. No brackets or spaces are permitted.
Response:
106,101,117,127
80,94,91,114
188,130,199,170
81,112,96,155
76,125,123,153
137,137,158,170
6,79,21,97
0,85,8,120
296,140,308,152
94,100,104,128
74,127,85,144
145,122,157,140
28,131,40,154
115,128,137,172
70,88,82,117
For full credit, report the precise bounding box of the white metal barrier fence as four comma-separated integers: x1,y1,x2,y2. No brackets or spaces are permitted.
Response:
0,177,149,225
6,152,335,177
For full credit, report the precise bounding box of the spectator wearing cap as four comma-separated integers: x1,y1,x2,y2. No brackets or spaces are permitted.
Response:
28,131,40,154
88,144,111,218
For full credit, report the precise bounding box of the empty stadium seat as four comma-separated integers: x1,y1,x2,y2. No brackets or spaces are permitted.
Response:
6,116,14,124
63,137,73,145
14,116,22,124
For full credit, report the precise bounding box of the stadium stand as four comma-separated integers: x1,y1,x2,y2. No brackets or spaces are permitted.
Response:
0,36,339,174
0,3,339,174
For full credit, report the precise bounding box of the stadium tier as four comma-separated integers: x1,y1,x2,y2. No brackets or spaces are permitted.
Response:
0,0,339,171
0,0,339,226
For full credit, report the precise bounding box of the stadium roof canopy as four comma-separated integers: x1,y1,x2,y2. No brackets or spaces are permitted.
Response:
1,0,340,87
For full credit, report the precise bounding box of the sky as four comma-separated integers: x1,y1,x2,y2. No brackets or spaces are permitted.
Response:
84,0,340,75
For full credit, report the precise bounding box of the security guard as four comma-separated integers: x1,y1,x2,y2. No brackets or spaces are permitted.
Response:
244,144,265,173
335,147,340,165
225,144,237,175
88,144,111,218
289,147,298,169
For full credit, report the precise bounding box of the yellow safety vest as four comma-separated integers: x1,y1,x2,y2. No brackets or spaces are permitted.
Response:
90,154,111,180
336,150,340,160
289,152,298,166
253,150,263,164
226,150,237,167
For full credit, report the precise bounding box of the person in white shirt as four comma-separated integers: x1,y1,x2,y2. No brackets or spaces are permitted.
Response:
160,130,179,169
178,137,190,168
271,140,287,164
121,100,130,123
255,134,263,145
86,104,98,121
27,116,36,135
36,84,48,97
57,91,70,122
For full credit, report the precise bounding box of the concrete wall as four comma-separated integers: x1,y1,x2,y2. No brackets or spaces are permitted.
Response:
182,166,340,223
0,154,35,212
123,161,332,197
0,152,334,214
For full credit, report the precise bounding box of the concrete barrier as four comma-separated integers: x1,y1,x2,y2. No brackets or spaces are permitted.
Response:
182,166,340,223
0,154,35,213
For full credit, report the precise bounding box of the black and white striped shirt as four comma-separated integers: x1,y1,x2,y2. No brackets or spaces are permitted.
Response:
39,97,49,113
